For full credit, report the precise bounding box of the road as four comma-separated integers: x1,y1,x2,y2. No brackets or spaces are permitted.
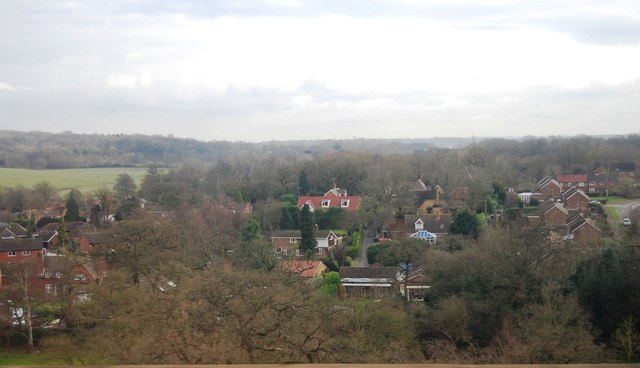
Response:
605,199,640,239
356,226,376,267
613,200,640,220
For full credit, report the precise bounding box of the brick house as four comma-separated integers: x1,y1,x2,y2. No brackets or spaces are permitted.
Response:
562,187,590,211
2,253,104,297
271,229,340,257
568,216,601,245
538,177,562,200
0,238,47,263
35,255,103,296
556,174,589,191
541,202,569,226
79,232,108,254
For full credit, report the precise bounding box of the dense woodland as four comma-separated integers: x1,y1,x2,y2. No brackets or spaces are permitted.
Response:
1,131,640,363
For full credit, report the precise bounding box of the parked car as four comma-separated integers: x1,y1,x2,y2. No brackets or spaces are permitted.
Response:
623,218,631,226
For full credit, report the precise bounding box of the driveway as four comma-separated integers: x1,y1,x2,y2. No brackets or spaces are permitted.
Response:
356,226,375,267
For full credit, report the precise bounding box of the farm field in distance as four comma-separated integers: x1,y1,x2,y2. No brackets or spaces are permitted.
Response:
0,167,148,193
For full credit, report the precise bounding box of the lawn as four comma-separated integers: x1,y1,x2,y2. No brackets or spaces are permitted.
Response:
0,352,51,365
589,195,628,204
607,206,621,223
0,167,148,194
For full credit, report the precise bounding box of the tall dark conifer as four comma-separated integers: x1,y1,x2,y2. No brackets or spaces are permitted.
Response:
64,197,81,222
299,203,317,259
298,171,310,196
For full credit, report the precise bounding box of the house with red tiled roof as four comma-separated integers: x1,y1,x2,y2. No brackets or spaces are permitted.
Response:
280,260,327,278
297,186,360,212
556,174,588,191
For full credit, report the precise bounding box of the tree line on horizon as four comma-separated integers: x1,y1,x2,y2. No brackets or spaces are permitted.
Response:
1,130,640,172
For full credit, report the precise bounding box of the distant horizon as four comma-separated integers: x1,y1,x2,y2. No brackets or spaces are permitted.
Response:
2,128,638,146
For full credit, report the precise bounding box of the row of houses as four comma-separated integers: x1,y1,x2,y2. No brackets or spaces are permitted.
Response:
0,221,106,297
537,177,602,244
539,162,637,197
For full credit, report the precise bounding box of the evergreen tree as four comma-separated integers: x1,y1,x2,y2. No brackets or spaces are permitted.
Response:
449,209,481,239
241,217,261,242
299,204,317,259
280,207,295,229
64,196,81,222
298,170,310,196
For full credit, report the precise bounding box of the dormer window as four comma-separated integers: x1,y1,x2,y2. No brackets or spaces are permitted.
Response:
415,219,424,230
322,199,330,208
341,199,349,208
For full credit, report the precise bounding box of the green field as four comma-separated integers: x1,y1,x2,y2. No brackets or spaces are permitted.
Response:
0,167,148,193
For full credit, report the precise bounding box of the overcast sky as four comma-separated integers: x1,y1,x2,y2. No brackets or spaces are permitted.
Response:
1,1,639,142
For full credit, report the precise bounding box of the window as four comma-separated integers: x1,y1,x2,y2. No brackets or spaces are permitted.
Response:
74,274,87,281
341,199,349,208
289,238,297,243
45,284,53,293
589,188,595,194
415,220,423,230
275,247,283,253
321,199,330,208
316,248,323,255
283,249,290,255
55,272,62,278
296,249,305,257
8,251,16,257
22,250,31,256
44,272,51,278
578,182,585,187
589,181,595,186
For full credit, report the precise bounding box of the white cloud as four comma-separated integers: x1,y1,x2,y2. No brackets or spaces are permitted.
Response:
69,14,640,100
0,81,14,90
106,73,152,88
2,1,640,141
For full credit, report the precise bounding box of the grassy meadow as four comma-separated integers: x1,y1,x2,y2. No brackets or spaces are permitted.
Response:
0,167,148,193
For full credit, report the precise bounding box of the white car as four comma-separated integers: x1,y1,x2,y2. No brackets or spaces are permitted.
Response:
623,218,631,226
